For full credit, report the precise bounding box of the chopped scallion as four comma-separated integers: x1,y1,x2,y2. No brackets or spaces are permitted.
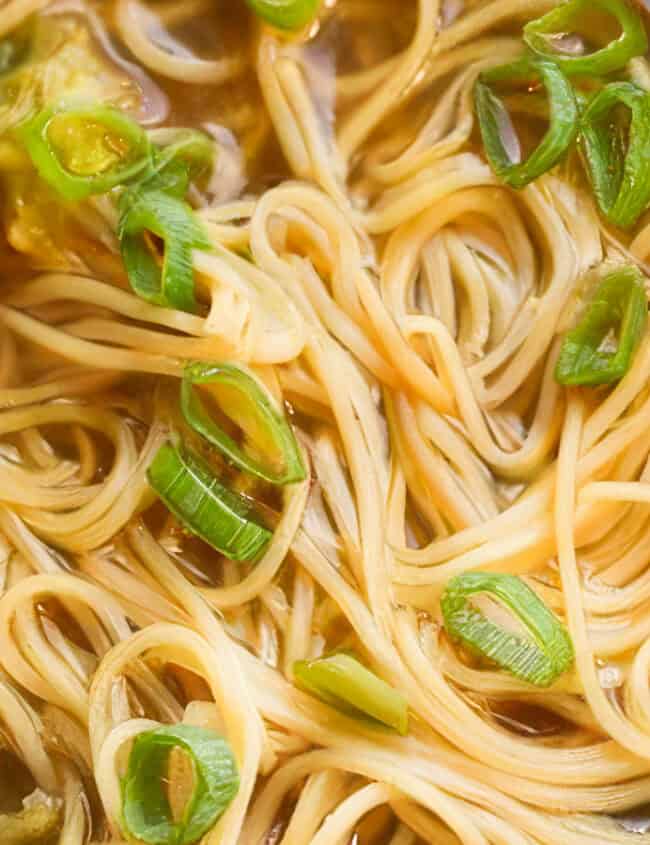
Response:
147,441,271,562
245,0,320,31
121,724,239,845
181,362,306,486
580,82,650,229
524,0,648,77
118,189,210,313
441,572,574,687
555,266,648,386
144,128,216,198
474,57,579,189
293,653,409,735
16,101,151,201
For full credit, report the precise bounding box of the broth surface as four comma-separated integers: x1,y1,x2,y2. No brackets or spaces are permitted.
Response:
2,1,650,844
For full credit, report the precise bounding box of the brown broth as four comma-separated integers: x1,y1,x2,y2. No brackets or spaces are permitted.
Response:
0,750,36,814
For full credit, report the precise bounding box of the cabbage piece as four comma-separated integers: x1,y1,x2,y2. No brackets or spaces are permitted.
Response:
0,15,152,267
0,16,143,135
0,790,61,845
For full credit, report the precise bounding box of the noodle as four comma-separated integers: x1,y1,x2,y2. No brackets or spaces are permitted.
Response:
1,1,650,844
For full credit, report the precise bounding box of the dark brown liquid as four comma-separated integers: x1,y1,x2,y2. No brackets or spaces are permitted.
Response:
0,750,36,814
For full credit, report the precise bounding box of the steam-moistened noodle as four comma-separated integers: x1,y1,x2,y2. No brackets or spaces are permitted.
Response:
6,0,650,843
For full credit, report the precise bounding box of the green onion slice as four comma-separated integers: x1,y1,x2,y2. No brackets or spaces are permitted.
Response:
474,57,579,189
555,266,648,386
245,0,320,30
181,362,306,486
16,101,151,201
293,653,409,735
144,128,216,198
580,82,650,229
524,0,648,77
441,572,574,687
122,724,239,845
147,441,271,562
118,189,210,312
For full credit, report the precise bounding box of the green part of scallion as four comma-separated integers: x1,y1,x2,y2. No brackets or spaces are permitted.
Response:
441,572,574,688
555,265,648,386
580,82,650,230
245,0,320,31
15,100,151,201
118,189,210,313
474,57,579,190
121,724,239,845
524,0,648,77
147,441,272,562
143,128,216,199
293,653,409,735
181,362,306,486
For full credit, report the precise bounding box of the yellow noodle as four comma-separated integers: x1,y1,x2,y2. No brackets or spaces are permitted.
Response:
1,0,650,842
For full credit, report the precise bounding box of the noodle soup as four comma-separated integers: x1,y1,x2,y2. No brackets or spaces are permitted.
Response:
2,0,650,843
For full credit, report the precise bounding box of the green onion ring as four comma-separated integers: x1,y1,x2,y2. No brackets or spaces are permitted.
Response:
181,362,306,486
122,724,239,845
16,100,151,201
474,57,579,189
580,82,650,229
147,441,272,562
441,572,574,687
555,265,648,386
524,0,648,77
118,188,210,312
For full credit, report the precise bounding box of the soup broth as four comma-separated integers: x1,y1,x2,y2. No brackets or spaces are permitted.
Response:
1,0,650,844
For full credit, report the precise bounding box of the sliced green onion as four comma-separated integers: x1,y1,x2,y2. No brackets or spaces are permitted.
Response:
122,724,239,845
474,57,579,189
245,0,320,30
555,266,648,386
524,0,648,77
118,189,210,312
580,82,650,229
293,653,409,735
147,441,271,561
181,362,306,486
16,101,150,201
441,572,574,687
144,128,216,198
